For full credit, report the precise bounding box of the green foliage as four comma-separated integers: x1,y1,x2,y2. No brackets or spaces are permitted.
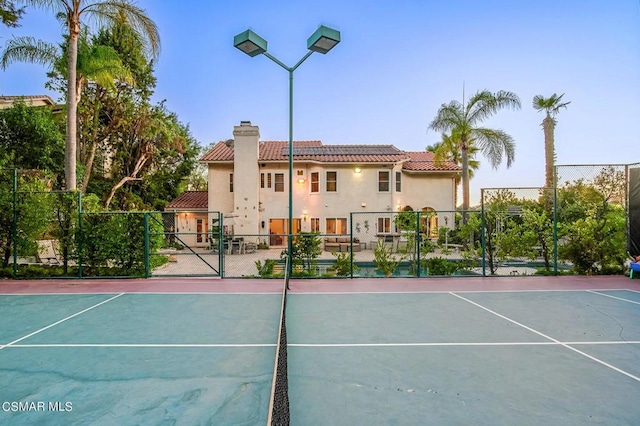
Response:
282,233,322,276
79,212,163,276
0,101,64,177
0,171,52,268
255,259,277,277
373,239,402,277
1,1,24,27
556,168,626,275
331,251,358,276
422,256,458,276
482,189,519,274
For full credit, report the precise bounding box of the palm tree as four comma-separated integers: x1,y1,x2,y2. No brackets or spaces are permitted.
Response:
1,31,133,105
532,93,570,189
9,0,159,190
427,127,480,179
429,89,521,215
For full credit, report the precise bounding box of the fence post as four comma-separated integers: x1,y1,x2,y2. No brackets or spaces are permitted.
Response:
12,168,17,277
144,213,150,278
553,170,558,274
480,191,486,277
350,212,354,278
220,213,225,278
416,211,421,277
77,191,83,278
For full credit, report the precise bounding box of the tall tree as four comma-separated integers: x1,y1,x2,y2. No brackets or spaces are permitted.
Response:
429,89,521,215
10,0,159,190
1,31,133,106
532,93,570,189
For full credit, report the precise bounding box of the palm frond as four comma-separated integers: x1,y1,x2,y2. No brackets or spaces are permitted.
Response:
428,100,464,133
468,90,521,125
473,127,515,169
532,93,570,117
1,36,59,69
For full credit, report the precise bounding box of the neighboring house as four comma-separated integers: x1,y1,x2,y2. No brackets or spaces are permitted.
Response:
163,191,209,247
0,95,62,112
195,121,461,247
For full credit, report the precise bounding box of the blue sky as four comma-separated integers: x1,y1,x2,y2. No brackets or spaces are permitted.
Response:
1,0,639,205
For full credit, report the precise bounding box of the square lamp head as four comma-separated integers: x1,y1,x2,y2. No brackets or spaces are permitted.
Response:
307,25,341,54
234,30,268,57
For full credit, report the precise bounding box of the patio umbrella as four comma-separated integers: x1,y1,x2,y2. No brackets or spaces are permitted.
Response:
224,214,250,234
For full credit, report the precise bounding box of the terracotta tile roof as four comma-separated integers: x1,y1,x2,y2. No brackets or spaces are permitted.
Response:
403,151,460,172
200,141,460,172
260,141,323,160
165,191,208,210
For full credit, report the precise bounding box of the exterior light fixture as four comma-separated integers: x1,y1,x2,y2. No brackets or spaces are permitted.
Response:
297,177,306,184
233,25,341,275
233,30,267,57
307,25,341,54
354,167,362,173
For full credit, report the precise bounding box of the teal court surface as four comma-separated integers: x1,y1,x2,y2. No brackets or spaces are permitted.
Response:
1,276,640,425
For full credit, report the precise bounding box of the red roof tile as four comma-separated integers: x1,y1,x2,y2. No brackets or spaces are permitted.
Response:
200,141,460,172
165,191,208,210
404,152,460,172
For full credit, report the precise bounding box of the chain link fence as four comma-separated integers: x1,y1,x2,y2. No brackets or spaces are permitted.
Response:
2,163,636,279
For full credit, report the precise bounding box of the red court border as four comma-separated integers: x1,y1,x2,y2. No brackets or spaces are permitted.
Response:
0,275,638,294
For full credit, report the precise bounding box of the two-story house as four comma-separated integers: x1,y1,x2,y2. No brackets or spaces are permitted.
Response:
187,121,460,247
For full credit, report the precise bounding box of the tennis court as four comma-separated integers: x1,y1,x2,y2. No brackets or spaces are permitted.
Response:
1,276,639,425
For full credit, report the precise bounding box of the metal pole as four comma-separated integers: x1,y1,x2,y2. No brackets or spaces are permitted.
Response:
77,191,83,278
481,190,486,277
144,213,150,278
12,168,17,277
288,69,294,275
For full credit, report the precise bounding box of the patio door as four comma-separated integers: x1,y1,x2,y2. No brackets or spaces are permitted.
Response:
269,218,302,246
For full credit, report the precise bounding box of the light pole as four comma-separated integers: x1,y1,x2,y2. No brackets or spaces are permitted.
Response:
234,26,341,273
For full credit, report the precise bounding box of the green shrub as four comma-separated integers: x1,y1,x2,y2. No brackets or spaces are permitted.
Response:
255,259,277,277
373,240,402,277
331,251,359,276
422,256,458,276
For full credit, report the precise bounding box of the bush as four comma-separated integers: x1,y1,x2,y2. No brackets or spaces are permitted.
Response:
422,257,458,276
331,251,359,276
373,240,402,277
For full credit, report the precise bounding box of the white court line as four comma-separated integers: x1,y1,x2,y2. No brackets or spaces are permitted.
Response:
449,292,640,383
0,293,124,351
291,289,632,296
588,290,640,305
5,341,640,349
7,343,275,348
0,292,281,296
290,341,640,347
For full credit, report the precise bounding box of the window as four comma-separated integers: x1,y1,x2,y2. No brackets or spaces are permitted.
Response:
274,173,284,192
378,171,390,192
311,218,320,232
378,217,391,233
197,219,203,243
267,173,272,188
326,218,347,235
395,171,402,192
326,171,337,192
229,173,234,192
260,173,265,188
311,172,319,193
